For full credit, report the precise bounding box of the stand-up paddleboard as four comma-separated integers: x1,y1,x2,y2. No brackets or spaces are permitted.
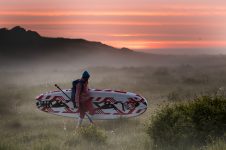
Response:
35,89,148,120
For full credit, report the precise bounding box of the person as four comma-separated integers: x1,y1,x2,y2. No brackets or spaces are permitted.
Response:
71,71,95,128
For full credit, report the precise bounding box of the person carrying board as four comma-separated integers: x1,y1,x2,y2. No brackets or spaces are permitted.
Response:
71,71,95,128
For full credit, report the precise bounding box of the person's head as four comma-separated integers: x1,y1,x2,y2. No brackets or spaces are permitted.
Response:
81,71,90,82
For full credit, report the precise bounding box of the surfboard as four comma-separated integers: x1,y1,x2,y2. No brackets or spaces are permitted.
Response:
35,89,148,120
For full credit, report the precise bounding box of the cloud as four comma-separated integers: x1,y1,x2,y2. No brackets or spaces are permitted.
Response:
1,0,226,53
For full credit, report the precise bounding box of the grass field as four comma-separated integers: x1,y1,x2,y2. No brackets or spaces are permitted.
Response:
0,62,226,150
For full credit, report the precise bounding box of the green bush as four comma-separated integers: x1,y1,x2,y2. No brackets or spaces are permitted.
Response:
205,137,226,150
77,125,107,144
147,96,226,150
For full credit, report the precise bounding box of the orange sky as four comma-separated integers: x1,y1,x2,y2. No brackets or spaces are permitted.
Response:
1,0,226,54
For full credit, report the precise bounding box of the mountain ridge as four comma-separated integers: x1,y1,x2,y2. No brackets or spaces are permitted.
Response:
1,26,224,68
0,26,134,54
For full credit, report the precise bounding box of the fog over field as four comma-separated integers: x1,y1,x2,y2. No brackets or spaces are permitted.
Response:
1,50,226,150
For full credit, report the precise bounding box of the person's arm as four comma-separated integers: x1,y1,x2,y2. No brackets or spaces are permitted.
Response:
75,83,81,107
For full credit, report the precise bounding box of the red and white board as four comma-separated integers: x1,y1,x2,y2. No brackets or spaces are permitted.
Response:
35,89,148,120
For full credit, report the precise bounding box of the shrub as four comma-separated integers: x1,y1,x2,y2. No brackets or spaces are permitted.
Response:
147,96,226,150
205,137,226,150
77,125,107,144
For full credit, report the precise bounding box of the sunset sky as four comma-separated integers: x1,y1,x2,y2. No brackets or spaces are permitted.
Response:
1,0,226,54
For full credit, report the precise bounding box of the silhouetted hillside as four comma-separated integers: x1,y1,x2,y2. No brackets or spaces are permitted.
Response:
0,26,226,68
0,26,135,59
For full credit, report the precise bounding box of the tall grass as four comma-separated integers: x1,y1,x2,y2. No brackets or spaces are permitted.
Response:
0,62,226,150
205,138,226,150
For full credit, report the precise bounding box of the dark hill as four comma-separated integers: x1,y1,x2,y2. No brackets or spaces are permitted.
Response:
1,26,225,68
0,26,135,59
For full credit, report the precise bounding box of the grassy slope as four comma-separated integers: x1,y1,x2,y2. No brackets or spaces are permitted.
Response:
0,64,226,150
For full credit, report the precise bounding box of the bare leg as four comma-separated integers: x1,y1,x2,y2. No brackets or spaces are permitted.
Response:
77,117,83,128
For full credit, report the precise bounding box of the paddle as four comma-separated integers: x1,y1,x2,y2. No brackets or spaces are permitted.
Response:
55,84,71,100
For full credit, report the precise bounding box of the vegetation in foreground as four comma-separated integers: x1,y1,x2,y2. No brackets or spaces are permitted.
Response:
147,96,226,150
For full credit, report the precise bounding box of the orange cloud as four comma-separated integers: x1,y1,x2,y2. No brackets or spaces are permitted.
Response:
1,3,226,52
103,40,226,49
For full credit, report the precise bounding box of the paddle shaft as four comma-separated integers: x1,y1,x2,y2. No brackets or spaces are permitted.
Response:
54,84,71,100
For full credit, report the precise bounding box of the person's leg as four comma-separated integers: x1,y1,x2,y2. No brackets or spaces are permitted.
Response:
85,100,95,124
86,113,94,124
77,103,85,128
77,117,83,128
